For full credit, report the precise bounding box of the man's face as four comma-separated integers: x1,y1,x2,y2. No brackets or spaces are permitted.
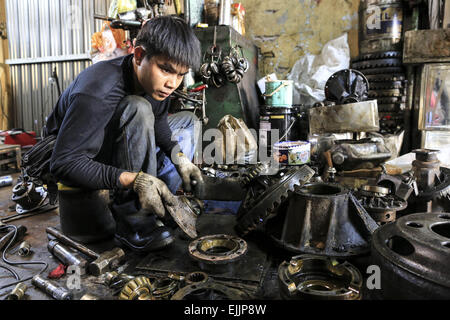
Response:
135,50,189,101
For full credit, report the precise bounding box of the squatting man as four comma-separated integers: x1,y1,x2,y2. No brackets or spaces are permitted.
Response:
44,16,204,253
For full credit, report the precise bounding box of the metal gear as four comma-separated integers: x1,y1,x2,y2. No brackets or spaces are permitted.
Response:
369,81,405,90
118,276,153,300
355,185,408,225
324,69,369,104
414,167,450,202
236,165,315,236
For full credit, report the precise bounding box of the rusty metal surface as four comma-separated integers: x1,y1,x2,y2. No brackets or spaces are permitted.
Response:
135,214,269,288
403,29,450,64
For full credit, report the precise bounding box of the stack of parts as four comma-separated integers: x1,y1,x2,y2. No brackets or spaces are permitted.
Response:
352,51,407,135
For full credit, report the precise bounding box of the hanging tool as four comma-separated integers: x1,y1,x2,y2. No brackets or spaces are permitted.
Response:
46,227,125,276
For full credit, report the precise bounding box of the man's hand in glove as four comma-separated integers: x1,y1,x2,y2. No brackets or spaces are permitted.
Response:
173,152,203,193
132,172,177,218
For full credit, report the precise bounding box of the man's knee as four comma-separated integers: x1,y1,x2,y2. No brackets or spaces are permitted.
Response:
119,95,155,125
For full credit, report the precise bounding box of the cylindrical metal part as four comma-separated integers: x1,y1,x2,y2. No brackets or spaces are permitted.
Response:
266,183,371,257
0,225,27,251
6,283,28,300
218,0,231,25
47,240,88,275
46,227,99,259
359,0,404,54
18,241,31,256
0,175,13,187
32,275,73,300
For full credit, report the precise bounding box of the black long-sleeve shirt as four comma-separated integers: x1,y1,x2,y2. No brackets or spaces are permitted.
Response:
44,54,178,190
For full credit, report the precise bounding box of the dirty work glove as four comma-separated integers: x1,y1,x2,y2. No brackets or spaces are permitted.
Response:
133,172,177,218
174,153,204,193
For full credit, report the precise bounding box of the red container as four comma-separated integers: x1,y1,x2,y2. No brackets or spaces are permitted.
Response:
0,130,37,147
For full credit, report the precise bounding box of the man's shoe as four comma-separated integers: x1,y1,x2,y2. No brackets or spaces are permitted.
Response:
112,209,174,253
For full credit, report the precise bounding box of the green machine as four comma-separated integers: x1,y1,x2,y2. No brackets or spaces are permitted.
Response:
194,25,261,131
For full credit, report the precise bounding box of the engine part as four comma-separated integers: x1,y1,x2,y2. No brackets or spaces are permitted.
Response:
406,149,450,213
6,282,28,300
309,100,380,134
32,275,72,300
324,69,369,104
0,175,13,187
46,227,125,276
151,277,180,300
185,272,209,285
236,166,315,236
330,139,392,171
355,185,408,225
171,281,249,300
119,276,153,300
371,213,450,299
368,88,405,98
18,241,31,256
240,163,271,188
165,195,201,239
266,183,375,257
194,175,245,201
365,74,405,82
11,180,48,214
278,255,362,300
0,225,27,251
58,187,116,244
189,234,248,273
359,0,404,54
352,58,403,70
80,293,101,300
412,149,441,192
47,240,88,275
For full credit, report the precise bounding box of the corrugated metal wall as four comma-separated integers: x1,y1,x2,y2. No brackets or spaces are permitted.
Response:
6,0,112,135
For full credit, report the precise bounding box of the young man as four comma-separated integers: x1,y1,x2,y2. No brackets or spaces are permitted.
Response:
44,16,203,253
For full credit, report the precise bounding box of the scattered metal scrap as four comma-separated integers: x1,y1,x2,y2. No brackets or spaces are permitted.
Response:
278,255,362,300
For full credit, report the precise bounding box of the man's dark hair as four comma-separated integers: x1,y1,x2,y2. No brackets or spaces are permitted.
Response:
135,16,202,70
